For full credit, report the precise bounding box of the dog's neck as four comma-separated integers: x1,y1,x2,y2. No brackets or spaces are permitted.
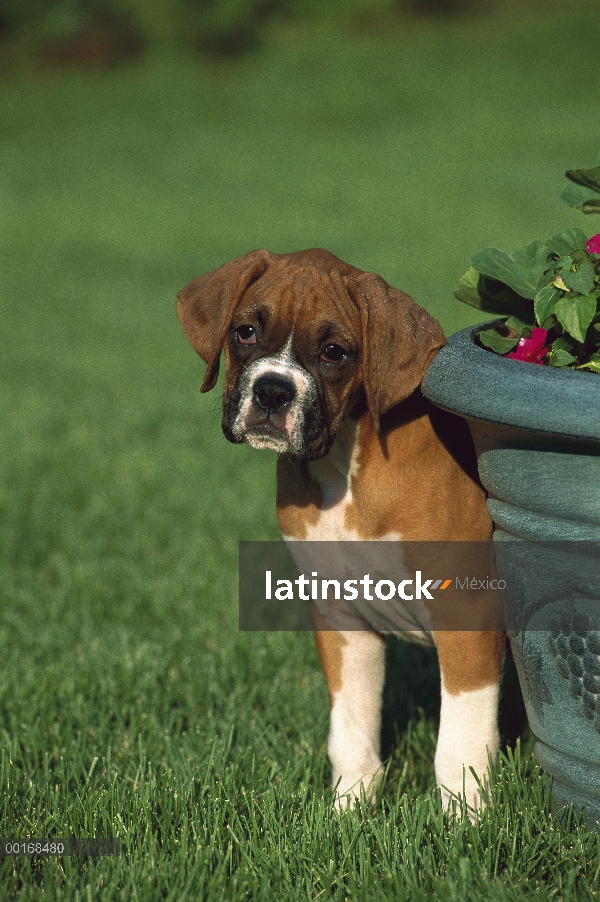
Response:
325,417,361,476
307,415,361,507
306,388,369,488
306,390,433,502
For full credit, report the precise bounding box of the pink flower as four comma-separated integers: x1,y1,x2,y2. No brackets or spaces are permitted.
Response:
586,233,600,254
506,328,549,365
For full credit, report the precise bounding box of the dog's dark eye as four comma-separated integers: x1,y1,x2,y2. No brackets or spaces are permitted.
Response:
236,325,257,345
320,343,346,364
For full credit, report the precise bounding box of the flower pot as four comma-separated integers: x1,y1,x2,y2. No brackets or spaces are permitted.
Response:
421,323,600,830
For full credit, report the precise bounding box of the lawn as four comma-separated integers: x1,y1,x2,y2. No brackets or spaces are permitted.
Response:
1,2,600,898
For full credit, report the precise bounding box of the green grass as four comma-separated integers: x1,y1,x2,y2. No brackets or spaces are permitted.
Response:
1,2,600,897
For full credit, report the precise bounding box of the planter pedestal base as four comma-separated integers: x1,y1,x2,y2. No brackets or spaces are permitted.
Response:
422,325,600,831
536,742,600,827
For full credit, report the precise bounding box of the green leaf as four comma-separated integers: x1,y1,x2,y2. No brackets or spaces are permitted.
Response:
578,352,600,373
453,266,485,308
565,165,600,194
560,262,596,296
534,285,559,325
560,182,600,214
453,267,526,315
478,328,518,354
582,199,600,214
551,336,576,352
504,314,533,334
570,248,590,265
554,293,598,342
551,256,574,271
471,240,550,299
535,271,555,295
544,228,589,256
549,348,577,367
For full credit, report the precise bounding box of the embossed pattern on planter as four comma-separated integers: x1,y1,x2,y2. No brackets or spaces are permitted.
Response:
547,610,600,733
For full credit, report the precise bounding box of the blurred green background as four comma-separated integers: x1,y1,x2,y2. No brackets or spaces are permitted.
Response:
1,1,600,896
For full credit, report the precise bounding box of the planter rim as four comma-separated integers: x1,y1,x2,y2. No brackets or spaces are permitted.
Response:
421,322,600,442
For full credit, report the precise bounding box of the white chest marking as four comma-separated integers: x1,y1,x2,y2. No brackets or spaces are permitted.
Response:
281,419,432,641
304,419,362,541
298,419,401,543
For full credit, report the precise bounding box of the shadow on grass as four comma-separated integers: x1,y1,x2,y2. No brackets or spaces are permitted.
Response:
381,635,528,761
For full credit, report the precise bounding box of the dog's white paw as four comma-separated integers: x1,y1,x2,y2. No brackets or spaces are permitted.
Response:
332,768,382,809
437,769,489,823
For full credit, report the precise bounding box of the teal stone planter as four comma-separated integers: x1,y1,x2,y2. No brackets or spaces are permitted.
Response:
421,323,600,830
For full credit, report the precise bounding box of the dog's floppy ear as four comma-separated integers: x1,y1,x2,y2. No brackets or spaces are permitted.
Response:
343,272,446,431
177,249,272,392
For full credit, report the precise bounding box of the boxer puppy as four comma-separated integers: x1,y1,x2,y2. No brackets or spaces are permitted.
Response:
177,248,504,814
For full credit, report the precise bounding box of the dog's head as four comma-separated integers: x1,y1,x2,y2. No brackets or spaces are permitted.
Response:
177,249,445,461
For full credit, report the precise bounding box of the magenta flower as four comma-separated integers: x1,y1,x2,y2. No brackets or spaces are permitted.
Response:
586,233,600,254
506,328,549,365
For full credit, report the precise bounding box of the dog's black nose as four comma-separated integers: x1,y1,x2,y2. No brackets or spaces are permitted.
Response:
253,374,296,413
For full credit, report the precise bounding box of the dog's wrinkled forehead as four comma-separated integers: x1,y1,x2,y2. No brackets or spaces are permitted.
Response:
234,259,362,353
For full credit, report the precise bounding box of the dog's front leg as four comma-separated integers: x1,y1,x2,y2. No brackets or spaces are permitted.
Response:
434,631,505,817
311,606,385,807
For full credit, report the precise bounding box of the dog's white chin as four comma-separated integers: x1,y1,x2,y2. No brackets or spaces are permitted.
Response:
244,433,291,453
